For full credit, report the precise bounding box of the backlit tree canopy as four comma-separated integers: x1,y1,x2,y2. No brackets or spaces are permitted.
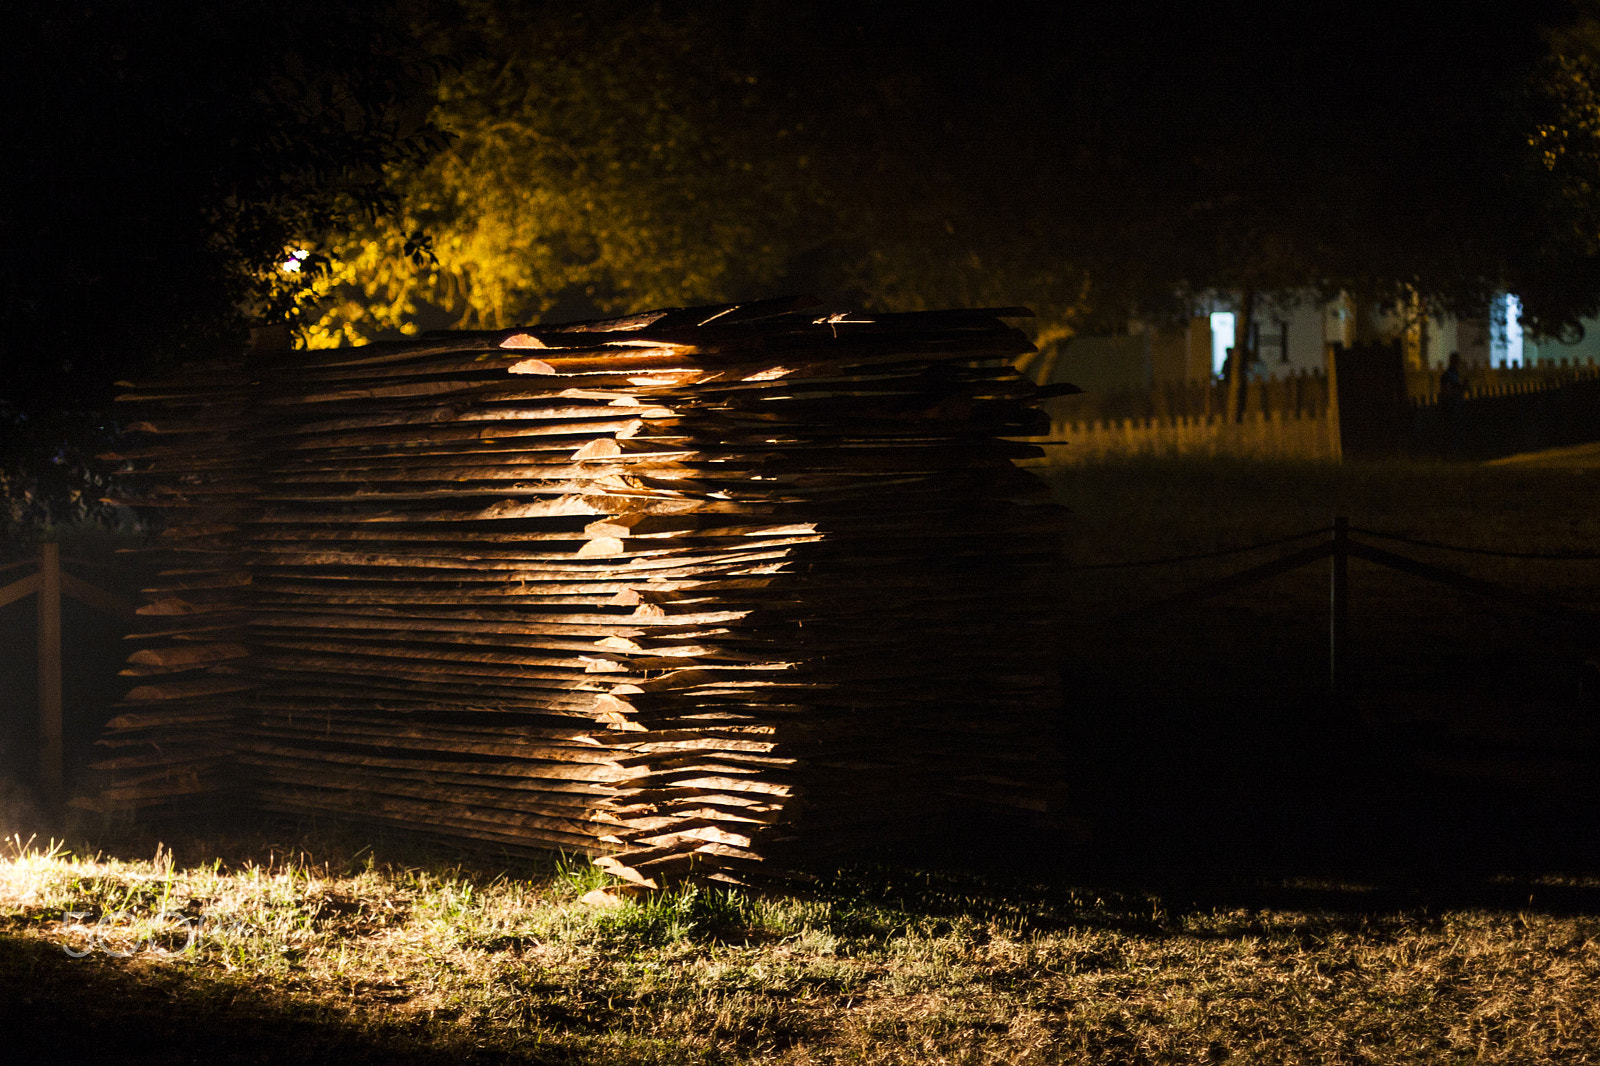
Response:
301,2,1091,350
304,5,818,346
1038,2,1593,338
1525,0,1600,339
299,2,1600,357
2,0,445,406
1,0,445,532
16,3,1600,392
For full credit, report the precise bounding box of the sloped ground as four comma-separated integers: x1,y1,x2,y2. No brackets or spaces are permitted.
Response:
1487,440,1600,469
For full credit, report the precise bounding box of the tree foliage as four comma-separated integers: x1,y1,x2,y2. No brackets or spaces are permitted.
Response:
305,3,819,345
1523,1,1600,339
1036,3,1590,337
1,0,448,533
300,2,1600,361
14,0,1600,423
302,2,1092,349
2,0,446,411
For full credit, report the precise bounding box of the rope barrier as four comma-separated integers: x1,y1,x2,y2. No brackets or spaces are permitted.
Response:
1348,527,1600,561
1066,526,1331,569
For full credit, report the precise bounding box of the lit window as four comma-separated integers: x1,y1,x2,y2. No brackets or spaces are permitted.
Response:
1505,294,1523,368
1210,312,1235,377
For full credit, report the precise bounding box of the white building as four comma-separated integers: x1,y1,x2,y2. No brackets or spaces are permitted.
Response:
1027,292,1600,392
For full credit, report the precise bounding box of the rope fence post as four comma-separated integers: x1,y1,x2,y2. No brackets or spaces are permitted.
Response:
36,541,63,817
1330,516,1349,712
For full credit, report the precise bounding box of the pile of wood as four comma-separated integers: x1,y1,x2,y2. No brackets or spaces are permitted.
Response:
91,298,1068,885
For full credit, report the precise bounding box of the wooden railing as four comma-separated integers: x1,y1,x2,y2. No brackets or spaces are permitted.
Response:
0,543,135,816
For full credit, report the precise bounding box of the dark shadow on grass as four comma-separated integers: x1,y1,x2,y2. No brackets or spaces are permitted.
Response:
868,648,1600,919
55,807,572,888
0,933,497,1066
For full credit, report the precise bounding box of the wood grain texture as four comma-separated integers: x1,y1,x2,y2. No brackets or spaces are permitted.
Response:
86,302,1068,886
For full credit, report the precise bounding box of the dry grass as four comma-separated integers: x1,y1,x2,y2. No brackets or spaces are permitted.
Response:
4,825,1600,1064
1055,455,1600,559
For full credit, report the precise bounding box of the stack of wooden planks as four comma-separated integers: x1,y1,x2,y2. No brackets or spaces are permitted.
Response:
91,298,1068,885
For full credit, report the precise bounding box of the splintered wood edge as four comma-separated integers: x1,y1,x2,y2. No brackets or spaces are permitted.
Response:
577,885,647,908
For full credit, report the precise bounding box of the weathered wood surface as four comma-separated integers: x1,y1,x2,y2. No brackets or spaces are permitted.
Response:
87,300,1067,886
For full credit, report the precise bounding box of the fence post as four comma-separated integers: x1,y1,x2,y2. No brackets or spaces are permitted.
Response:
37,541,63,816
1330,516,1349,710
1324,344,1344,462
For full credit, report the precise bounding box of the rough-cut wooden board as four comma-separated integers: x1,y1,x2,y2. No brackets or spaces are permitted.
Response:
88,301,1068,886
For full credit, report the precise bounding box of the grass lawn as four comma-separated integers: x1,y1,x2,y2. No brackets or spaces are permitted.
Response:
6,823,1600,1065
5,454,1600,1062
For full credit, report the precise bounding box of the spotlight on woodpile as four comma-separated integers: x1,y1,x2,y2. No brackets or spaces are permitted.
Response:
88,296,1072,887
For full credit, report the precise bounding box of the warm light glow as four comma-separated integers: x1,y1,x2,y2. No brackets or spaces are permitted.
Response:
281,248,310,273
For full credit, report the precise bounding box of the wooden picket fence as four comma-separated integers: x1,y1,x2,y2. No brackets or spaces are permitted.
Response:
1031,370,1338,462
1030,348,1600,463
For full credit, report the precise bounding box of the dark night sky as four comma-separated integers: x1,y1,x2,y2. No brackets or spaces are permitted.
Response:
773,0,1576,210
755,2,1578,234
